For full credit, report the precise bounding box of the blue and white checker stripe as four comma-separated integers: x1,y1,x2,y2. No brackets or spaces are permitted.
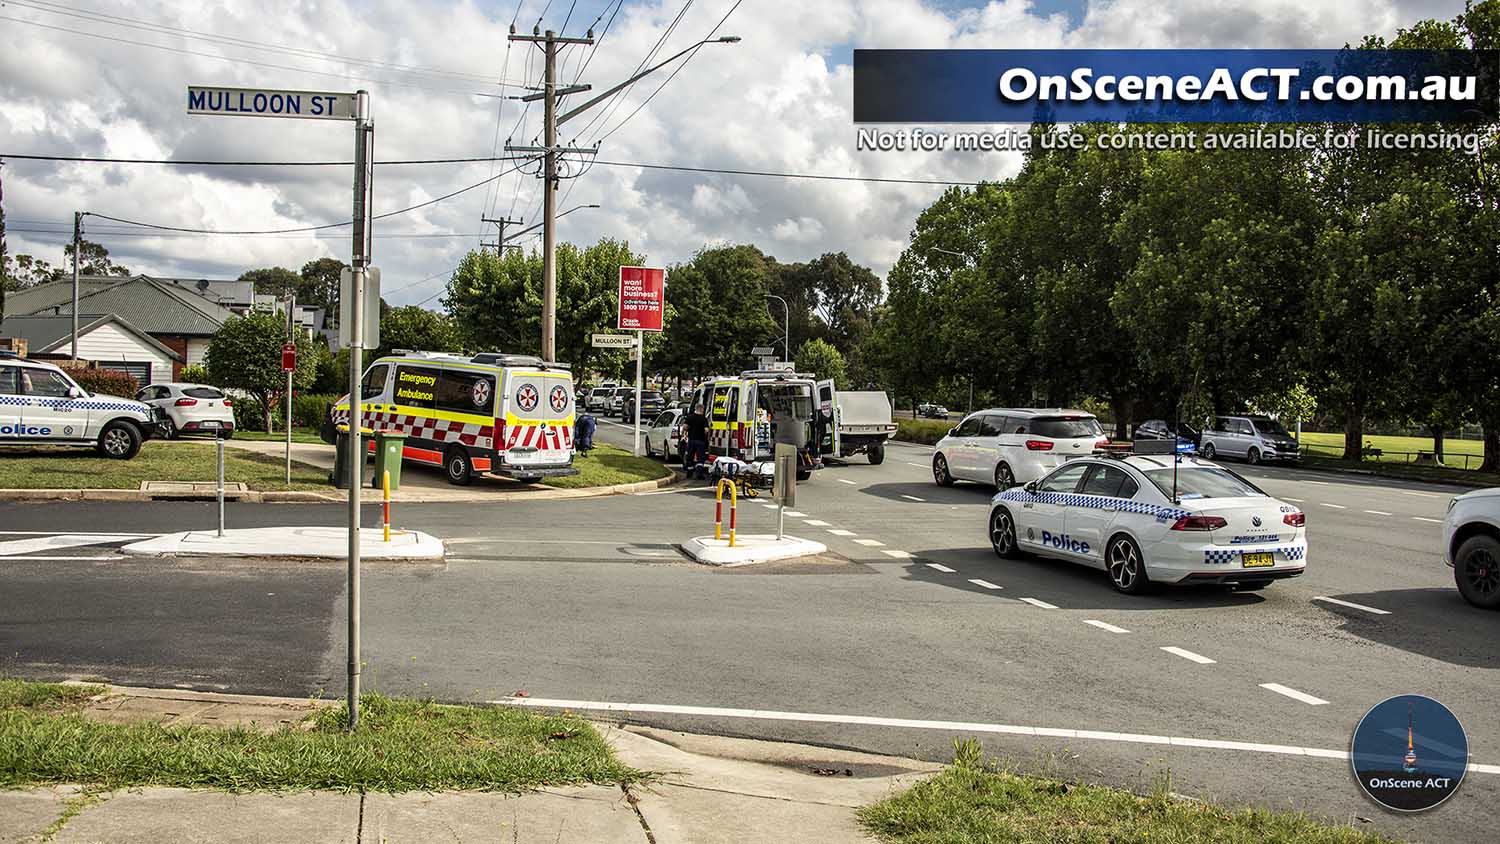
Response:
998,488,1193,522
1203,546,1305,565
1,395,148,413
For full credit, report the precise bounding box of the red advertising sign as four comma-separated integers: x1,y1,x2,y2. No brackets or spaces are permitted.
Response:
617,266,665,332
281,342,297,372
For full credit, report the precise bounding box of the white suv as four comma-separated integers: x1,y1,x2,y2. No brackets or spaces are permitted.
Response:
933,408,1108,489
1442,488,1500,609
0,355,162,459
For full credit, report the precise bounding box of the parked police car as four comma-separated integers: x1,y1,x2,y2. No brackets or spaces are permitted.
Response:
0,354,162,459
987,445,1307,594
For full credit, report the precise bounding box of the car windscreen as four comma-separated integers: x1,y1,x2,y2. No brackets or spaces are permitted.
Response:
1029,416,1103,438
1251,418,1290,437
1142,466,1265,500
183,387,225,399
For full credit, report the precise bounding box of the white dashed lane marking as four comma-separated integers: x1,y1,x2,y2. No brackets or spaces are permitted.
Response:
1160,647,1216,665
802,520,831,527
785,511,807,517
968,579,1003,590
1402,491,1438,498
1413,517,1443,523
881,550,914,559
1260,683,1329,706
1019,597,1058,609
905,462,924,467
1312,596,1391,615
1320,503,1346,509
926,563,956,573
838,478,857,485
900,494,926,502
1364,510,1393,516
1284,497,1305,502
826,529,856,537
854,539,886,547
1084,620,1130,634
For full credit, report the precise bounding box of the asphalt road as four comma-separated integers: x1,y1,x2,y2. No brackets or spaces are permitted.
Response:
2,424,1495,843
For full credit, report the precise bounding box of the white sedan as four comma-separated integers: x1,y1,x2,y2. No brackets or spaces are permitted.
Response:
987,454,1306,594
135,382,236,439
645,408,683,462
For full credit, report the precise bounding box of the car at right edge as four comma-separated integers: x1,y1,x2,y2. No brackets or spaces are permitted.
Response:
1442,488,1500,609
987,452,1307,594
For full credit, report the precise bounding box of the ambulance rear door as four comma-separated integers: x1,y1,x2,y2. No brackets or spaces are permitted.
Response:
541,371,576,460
499,369,573,471
816,378,840,457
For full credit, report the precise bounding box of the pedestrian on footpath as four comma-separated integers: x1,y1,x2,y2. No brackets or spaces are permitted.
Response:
684,403,710,479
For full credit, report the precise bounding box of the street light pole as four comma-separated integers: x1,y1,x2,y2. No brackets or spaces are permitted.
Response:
766,294,789,363
71,211,82,360
508,30,738,362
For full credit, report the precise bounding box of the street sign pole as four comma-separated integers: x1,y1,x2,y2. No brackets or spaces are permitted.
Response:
633,330,643,457
284,295,296,486
347,89,372,732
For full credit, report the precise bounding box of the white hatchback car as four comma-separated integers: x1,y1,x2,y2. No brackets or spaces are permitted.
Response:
934,408,1109,489
987,453,1307,594
1441,487,1500,609
645,408,684,462
135,383,236,439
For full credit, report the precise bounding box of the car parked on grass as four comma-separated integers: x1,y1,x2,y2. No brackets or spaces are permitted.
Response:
988,452,1307,594
135,383,235,439
1200,415,1300,465
645,408,684,462
0,354,161,459
933,408,1109,490
1442,487,1500,609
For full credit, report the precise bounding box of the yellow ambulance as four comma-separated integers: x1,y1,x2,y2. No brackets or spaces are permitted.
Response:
325,350,577,485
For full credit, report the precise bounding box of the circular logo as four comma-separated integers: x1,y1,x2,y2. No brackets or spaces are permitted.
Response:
516,384,539,412
550,386,569,412
1351,694,1468,812
471,379,491,407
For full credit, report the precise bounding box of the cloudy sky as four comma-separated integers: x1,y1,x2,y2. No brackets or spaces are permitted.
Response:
0,0,1470,307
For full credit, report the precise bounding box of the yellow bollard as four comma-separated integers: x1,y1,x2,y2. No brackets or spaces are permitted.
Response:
382,470,391,543
715,478,738,547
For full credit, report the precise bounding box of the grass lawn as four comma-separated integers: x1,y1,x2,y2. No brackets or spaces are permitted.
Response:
0,679,639,793
541,443,672,489
0,442,330,491
896,418,954,446
230,427,325,445
860,742,1396,844
1298,431,1485,470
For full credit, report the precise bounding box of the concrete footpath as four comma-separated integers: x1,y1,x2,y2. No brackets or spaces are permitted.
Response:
0,686,936,844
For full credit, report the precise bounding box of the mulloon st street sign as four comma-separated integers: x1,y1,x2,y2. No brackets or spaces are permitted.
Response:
187,86,357,120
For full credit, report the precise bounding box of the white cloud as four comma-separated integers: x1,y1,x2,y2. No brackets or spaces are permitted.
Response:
0,0,1468,306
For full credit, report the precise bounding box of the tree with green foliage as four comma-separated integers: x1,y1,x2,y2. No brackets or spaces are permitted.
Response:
300,257,347,326
205,311,317,433
656,244,776,379
795,338,847,388
376,305,463,359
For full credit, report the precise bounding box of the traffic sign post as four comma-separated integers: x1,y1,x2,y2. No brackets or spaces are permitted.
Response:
618,267,665,457
189,83,372,731
282,335,296,486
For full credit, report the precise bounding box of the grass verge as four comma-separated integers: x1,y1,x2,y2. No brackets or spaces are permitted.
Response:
0,443,330,491
228,427,326,445
895,418,953,446
1297,455,1500,488
0,679,639,793
541,443,672,489
859,740,1396,844
1298,431,1487,472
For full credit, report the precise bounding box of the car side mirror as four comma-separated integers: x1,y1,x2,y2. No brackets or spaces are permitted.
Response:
1024,481,1038,494
68,386,86,399
947,428,957,437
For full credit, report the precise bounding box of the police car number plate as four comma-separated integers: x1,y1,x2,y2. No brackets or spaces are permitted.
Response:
1241,552,1274,567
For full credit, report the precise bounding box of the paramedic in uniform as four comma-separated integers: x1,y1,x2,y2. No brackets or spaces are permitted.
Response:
683,403,711,479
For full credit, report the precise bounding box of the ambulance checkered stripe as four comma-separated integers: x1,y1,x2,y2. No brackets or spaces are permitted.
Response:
998,488,1193,521
333,407,571,453
1203,546,1305,564
1,395,145,413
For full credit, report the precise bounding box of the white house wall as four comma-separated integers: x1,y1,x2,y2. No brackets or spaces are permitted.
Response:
186,337,210,367
75,323,173,384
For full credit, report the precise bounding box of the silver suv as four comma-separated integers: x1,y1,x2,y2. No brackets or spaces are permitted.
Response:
1200,415,1300,465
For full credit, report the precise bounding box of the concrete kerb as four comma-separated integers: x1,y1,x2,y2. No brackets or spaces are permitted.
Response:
0,468,683,505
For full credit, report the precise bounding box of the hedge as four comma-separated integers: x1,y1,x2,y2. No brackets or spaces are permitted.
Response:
59,365,139,398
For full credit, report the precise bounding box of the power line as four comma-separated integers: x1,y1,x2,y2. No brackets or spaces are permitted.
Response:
575,0,697,140
0,151,983,185
0,13,514,99
6,0,515,85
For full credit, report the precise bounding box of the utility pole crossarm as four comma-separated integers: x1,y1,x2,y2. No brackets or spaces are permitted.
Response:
558,37,739,125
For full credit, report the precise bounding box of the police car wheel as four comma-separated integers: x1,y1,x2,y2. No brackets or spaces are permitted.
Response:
990,507,1021,559
1455,535,1500,609
445,447,474,486
994,462,1015,490
97,421,142,460
1107,535,1151,595
933,454,955,487
1202,442,1216,459
1247,447,1262,465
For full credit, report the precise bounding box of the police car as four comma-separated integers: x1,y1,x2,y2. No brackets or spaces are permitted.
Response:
0,354,162,459
987,443,1307,594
